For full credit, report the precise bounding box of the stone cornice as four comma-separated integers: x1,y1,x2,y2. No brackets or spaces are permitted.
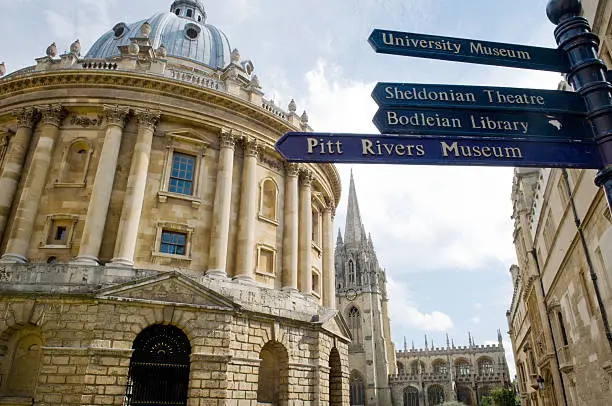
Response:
0,69,342,207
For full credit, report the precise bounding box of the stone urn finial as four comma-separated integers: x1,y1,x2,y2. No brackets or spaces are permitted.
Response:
46,42,57,58
128,42,140,55
140,22,151,37
288,99,297,113
250,75,261,89
70,39,81,57
301,110,309,124
231,48,240,64
157,43,167,58
0,62,5,77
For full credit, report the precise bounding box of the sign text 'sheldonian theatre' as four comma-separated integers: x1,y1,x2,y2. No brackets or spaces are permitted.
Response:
368,29,569,72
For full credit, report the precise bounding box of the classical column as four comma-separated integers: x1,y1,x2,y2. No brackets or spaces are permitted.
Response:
73,105,130,265
0,107,38,241
282,163,299,292
322,200,336,308
1,105,64,263
298,168,313,295
234,137,259,282
108,108,160,268
207,129,236,278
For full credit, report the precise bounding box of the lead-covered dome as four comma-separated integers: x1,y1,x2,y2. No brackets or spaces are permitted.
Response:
85,0,231,69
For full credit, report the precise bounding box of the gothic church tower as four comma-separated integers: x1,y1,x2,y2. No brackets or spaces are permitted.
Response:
336,172,396,405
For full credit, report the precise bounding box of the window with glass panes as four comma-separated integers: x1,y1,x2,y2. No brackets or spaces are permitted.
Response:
160,230,187,255
169,153,195,195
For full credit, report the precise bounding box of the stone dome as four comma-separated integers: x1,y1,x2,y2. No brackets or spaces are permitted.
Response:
85,1,231,69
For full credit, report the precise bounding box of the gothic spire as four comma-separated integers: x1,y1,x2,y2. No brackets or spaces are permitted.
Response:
344,170,364,244
336,228,343,246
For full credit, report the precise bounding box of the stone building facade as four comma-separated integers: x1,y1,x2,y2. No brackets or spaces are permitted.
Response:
336,175,510,406
0,1,350,405
506,3,612,406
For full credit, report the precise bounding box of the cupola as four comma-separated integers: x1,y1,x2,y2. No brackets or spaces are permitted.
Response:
170,0,207,23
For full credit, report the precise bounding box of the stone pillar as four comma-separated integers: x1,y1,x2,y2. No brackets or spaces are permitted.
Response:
322,200,336,308
73,105,130,265
234,137,259,282
282,163,299,292
1,105,64,263
0,107,37,241
108,108,160,268
298,168,313,295
207,129,236,278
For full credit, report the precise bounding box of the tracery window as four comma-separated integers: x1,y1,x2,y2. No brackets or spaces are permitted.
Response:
456,360,470,376
427,385,444,406
124,324,191,406
403,386,419,406
348,306,362,351
348,260,356,286
349,371,365,406
432,360,448,375
478,358,495,375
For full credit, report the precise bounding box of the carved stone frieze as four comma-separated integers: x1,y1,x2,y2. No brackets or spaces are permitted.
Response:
70,114,104,128
39,104,65,127
12,107,38,129
134,108,161,131
103,105,130,128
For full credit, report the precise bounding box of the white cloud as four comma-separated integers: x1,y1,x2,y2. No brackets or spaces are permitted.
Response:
470,316,481,325
387,278,454,333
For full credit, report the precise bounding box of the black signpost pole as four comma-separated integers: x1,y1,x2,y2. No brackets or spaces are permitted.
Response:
547,0,612,217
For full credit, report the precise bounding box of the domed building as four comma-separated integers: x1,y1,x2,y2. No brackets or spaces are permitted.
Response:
0,1,348,405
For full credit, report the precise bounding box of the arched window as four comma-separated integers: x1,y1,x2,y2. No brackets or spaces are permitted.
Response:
455,359,471,376
329,348,343,406
124,324,191,406
432,359,448,375
348,260,356,285
260,178,278,221
411,360,425,375
257,341,289,404
1,328,42,398
397,361,405,375
347,307,362,351
58,139,92,186
403,386,419,406
427,385,445,406
349,371,365,406
456,385,473,405
478,357,495,375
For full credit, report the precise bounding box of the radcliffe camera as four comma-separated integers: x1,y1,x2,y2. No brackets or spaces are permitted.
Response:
0,1,611,406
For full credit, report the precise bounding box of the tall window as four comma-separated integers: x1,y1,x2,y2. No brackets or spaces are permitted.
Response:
349,371,365,406
543,211,555,252
433,360,448,375
348,260,356,286
478,358,494,374
411,360,424,375
348,307,362,351
260,178,278,221
558,311,569,346
397,361,405,375
160,230,187,255
169,153,195,195
312,209,320,245
124,324,191,406
427,385,444,406
403,386,419,406
456,360,470,376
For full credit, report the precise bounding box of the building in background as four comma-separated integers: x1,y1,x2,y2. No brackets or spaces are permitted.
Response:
0,1,349,405
337,175,510,406
507,3,612,406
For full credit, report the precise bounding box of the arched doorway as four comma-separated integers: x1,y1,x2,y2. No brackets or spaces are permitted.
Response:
124,324,191,406
542,370,557,406
349,370,365,406
403,385,420,406
329,347,342,406
456,385,473,405
427,384,445,406
257,341,289,405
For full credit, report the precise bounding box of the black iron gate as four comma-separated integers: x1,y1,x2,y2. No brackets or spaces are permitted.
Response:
124,324,191,406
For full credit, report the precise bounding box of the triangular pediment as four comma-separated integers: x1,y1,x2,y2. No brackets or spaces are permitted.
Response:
318,310,352,342
96,272,238,311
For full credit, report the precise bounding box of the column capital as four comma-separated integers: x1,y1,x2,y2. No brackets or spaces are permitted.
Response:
285,162,300,178
11,107,38,129
38,104,65,128
103,105,130,129
323,197,336,216
300,168,314,187
242,136,260,157
134,108,161,131
219,129,236,150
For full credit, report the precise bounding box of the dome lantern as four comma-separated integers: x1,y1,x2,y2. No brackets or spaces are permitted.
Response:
170,0,206,23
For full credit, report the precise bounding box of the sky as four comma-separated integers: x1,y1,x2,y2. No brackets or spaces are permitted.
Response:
0,0,567,378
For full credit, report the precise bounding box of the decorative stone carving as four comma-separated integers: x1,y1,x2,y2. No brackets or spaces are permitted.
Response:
103,105,130,128
231,48,240,64
128,42,140,55
39,104,65,127
134,108,161,131
249,75,261,89
242,137,259,157
300,168,314,187
140,22,151,37
0,62,5,77
12,107,38,129
46,42,57,58
219,130,236,150
70,39,81,57
285,163,300,177
70,114,104,128
157,44,167,58
288,99,297,113
301,110,309,124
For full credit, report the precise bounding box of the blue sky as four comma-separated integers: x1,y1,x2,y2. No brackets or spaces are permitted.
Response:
0,0,565,376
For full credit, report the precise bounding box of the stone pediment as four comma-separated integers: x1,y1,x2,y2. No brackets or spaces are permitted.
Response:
318,310,352,342
96,272,237,311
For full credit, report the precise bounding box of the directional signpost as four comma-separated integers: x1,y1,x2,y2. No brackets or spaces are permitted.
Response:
274,0,612,216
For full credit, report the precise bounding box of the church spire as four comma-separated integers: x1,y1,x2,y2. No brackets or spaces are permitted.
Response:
344,170,364,244
336,229,343,246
